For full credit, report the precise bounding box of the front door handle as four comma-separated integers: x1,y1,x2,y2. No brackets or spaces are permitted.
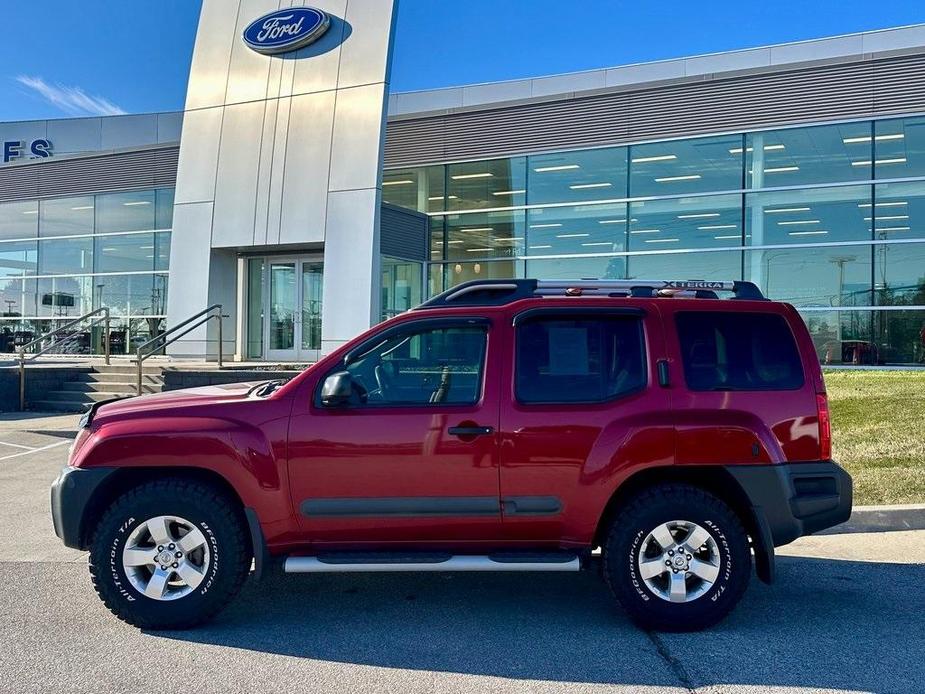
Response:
448,425,494,437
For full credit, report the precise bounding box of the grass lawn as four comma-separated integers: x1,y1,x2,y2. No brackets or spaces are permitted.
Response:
825,370,925,506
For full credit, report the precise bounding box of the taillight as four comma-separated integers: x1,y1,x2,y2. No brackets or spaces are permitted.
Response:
816,392,832,460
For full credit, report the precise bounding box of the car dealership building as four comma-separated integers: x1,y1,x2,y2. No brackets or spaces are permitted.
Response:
1,3,925,365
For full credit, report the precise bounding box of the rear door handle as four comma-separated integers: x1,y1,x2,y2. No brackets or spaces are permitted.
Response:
448,425,494,437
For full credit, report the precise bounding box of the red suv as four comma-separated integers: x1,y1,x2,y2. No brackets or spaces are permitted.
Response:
51,279,851,632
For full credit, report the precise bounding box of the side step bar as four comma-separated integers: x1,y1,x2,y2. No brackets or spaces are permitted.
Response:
284,552,581,573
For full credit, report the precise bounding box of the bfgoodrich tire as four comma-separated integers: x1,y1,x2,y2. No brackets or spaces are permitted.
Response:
88,478,251,629
603,483,751,632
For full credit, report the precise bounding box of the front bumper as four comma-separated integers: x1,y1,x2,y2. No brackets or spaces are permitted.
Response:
50,466,117,549
725,461,853,547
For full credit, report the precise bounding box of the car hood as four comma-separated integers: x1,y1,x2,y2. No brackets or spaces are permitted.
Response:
93,381,264,420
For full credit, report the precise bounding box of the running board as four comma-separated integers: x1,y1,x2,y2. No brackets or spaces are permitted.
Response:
284,551,581,573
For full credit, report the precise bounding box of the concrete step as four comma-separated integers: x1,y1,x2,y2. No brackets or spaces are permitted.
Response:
73,372,164,385
59,381,162,394
44,390,136,403
90,364,164,375
30,400,91,413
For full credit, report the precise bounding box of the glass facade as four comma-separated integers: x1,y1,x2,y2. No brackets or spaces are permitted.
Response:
384,116,925,366
0,188,173,355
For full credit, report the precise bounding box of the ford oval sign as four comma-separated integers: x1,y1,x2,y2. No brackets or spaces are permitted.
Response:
242,8,330,55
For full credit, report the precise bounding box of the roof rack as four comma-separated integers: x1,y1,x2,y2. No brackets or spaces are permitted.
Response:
416,278,765,309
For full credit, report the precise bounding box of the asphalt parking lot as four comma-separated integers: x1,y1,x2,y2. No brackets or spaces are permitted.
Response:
0,413,923,694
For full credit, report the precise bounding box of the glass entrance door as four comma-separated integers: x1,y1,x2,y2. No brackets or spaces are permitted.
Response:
264,257,323,361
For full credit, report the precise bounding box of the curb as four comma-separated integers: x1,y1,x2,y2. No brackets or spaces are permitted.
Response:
819,504,925,535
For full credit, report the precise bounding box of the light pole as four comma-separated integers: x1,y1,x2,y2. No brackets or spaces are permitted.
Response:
829,255,857,356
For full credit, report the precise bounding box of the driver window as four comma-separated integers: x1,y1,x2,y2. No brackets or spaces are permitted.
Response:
343,325,487,406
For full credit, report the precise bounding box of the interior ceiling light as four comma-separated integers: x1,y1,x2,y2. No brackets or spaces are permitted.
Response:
451,172,494,180
655,175,701,182
851,158,907,166
698,224,737,230
645,237,679,243
876,226,911,231
582,241,612,246
677,213,720,219
492,189,525,196
123,201,152,206
465,247,494,252
763,166,799,173
729,144,786,154
631,154,677,163
533,164,580,172
713,235,741,240
629,229,660,234
71,205,94,211
858,202,907,208
529,245,552,249
459,227,493,232
765,207,811,213
598,219,627,224
863,215,908,221
529,223,563,229
777,220,821,225
788,230,829,236
569,182,612,190
556,233,589,238
843,134,905,144
382,179,414,186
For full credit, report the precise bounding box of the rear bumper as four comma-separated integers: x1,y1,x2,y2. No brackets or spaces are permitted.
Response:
50,465,117,549
725,461,852,547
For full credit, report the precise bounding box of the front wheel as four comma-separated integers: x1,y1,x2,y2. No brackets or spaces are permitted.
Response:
89,478,251,629
603,484,751,632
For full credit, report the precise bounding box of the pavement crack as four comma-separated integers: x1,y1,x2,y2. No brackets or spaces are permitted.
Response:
646,630,696,692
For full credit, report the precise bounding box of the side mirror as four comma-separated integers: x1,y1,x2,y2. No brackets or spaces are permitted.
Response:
320,371,353,407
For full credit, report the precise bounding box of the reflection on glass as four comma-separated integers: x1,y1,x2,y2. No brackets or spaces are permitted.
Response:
628,250,742,283
745,246,871,307
528,147,627,204
800,311,873,366
628,194,741,251
447,157,526,211
526,256,626,280
0,201,38,240
875,242,925,305
155,233,171,271
269,263,296,351
96,274,164,316
381,257,422,320
382,165,445,213
37,277,93,317
874,117,925,180
0,241,38,278
96,191,156,233
526,203,627,256
429,216,445,262
428,263,444,298
95,233,156,273
630,134,742,197
874,180,924,241
445,210,525,260
745,186,871,246
746,122,872,188
39,196,94,237
872,309,925,364
445,259,521,288
301,262,323,351
246,259,264,359
0,278,37,318
156,188,175,229
38,237,93,275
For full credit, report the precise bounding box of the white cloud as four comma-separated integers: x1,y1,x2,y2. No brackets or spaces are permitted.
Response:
15,75,127,117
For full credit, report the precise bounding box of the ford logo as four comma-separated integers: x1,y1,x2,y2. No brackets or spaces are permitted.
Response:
242,7,331,55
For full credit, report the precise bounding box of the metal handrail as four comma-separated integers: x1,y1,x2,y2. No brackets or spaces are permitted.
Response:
18,307,111,410
134,304,225,395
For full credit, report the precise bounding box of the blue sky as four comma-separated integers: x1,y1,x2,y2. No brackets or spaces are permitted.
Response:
2,0,924,121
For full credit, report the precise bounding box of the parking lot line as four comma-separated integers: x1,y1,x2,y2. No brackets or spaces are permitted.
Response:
0,440,69,461
0,441,37,451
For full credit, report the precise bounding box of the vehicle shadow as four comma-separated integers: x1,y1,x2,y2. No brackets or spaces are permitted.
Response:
157,555,925,691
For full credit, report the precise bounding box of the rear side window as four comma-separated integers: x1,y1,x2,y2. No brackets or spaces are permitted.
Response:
676,312,804,391
516,316,646,403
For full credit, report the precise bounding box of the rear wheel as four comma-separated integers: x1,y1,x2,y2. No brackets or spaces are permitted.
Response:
89,478,251,629
603,483,751,632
